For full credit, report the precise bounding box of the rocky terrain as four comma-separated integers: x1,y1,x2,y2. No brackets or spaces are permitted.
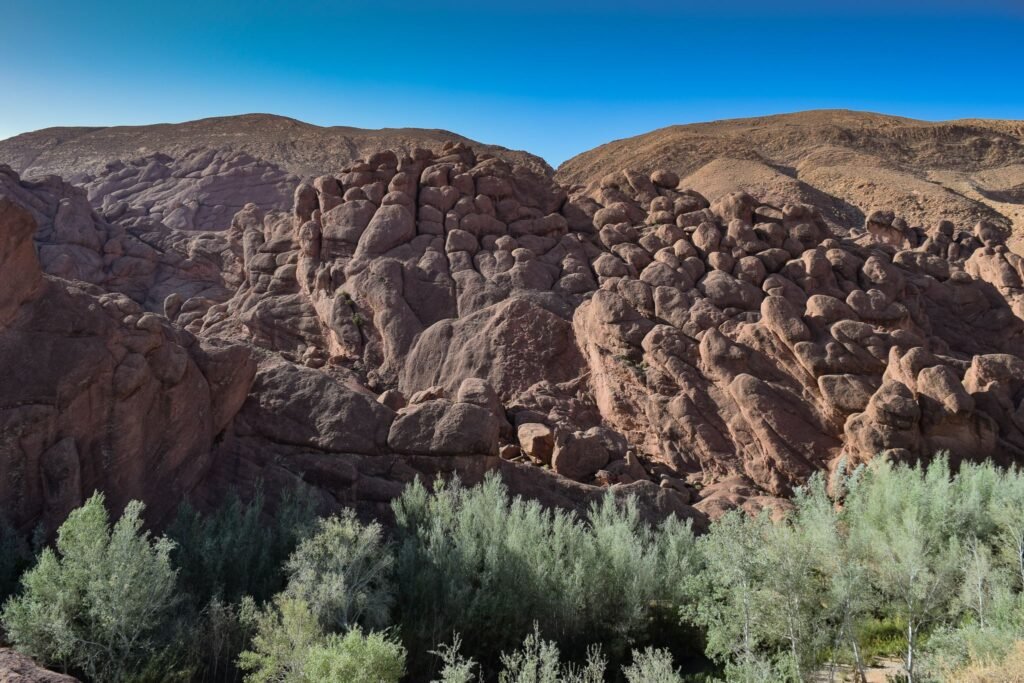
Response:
557,110,1024,238
0,115,550,233
6,109,1024,543
0,648,78,682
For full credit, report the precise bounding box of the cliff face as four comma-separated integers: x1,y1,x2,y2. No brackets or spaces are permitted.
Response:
5,112,1024,532
0,189,255,533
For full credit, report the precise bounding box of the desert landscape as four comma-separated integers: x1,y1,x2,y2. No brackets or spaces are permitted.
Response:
2,108,1024,681
3,0,1024,680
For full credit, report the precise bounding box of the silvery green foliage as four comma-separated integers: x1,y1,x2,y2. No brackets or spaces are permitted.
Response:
237,595,407,683
237,596,321,683
303,626,406,683
284,510,394,632
622,647,684,683
686,457,1024,682
392,473,699,672
497,626,605,683
431,635,480,683
845,458,967,682
167,487,317,606
1,492,179,683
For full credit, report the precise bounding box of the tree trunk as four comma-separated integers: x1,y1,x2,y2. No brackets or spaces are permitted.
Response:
851,636,867,683
905,621,915,683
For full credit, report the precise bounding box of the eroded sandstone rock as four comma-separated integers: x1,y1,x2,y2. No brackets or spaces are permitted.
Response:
8,137,1024,526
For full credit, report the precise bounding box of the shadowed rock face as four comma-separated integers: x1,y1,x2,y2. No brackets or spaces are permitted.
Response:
7,124,1024,531
0,190,256,533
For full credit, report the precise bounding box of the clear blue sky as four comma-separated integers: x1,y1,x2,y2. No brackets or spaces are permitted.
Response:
2,0,1022,166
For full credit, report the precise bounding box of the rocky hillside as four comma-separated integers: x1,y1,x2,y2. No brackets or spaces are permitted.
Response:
5,130,1024,536
557,110,1024,237
0,114,550,232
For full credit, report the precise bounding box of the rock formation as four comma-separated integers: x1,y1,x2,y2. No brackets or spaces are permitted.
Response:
0,189,255,533
0,648,78,682
172,140,1024,520
5,119,1024,532
556,110,1024,236
0,115,552,237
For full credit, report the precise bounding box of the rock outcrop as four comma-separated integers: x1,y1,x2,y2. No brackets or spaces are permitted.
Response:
556,110,1024,236
6,126,1024,530
167,141,1024,519
0,190,255,533
0,164,239,310
0,649,79,682
0,115,552,238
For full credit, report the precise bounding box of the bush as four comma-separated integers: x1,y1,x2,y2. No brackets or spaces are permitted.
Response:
1,493,180,683
623,647,684,683
392,473,698,673
188,596,260,683
284,510,394,632
681,457,1024,682
498,627,606,683
167,488,317,606
305,628,406,683
431,635,479,683
237,596,321,682
939,639,1024,682
237,596,404,683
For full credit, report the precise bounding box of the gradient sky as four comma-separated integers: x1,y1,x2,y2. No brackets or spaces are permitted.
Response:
2,0,1023,166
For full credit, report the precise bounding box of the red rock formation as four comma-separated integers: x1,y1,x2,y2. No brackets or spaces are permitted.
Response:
0,189,255,533
5,135,1024,528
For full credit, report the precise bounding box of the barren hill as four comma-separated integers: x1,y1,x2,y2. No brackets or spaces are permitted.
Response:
0,114,551,231
556,110,1024,236
0,113,551,179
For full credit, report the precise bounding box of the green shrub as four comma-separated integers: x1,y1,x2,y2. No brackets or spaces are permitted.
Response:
167,488,317,606
1,493,180,683
392,473,698,673
188,596,260,683
237,596,404,683
284,509,394,632
498,627,606,683
237,596,321,683
305,627,406,683
623,647,684,683
431,635,479,683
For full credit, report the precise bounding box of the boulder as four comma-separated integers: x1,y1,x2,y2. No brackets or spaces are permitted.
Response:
388,399,500,456
552,428,611,481
518,423,555,464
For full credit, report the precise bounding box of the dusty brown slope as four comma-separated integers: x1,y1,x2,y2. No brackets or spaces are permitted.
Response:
556,110,1024,235
0,114,551,232
0,113,552,178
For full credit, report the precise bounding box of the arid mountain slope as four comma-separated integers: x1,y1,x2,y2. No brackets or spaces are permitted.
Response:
0,115,550,231
556,110,1024,235
0,114,551,178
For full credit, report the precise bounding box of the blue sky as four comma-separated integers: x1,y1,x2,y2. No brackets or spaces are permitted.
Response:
1,0,1022,166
